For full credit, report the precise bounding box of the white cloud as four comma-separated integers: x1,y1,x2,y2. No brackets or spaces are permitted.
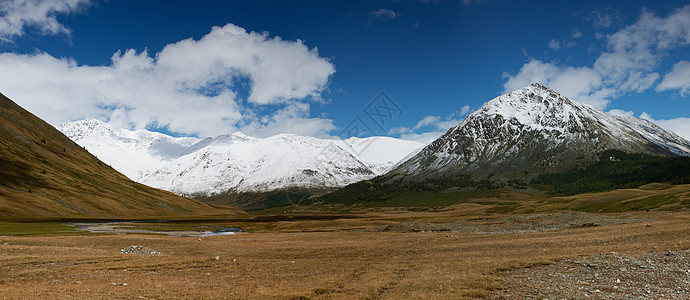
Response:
459,105,471,116
462,0,490,6
240,102,336,138
503,60,606,108
0,0,89,42
657,60,690,96
388,126,411,135
403,106,470,133
0,23,336,138
390,105,471,144
413,115,441,130
638,112,690,141
369,9,398,22
608,109,635,117
503,60,560,92
639,112,653,121
550,33,579,51
503,5,690,109
399,131,445,145
548,39,560,50
571,28,583,39
587,7,624,29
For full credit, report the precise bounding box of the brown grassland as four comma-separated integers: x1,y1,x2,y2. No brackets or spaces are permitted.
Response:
0,92,242,218
1,184,690,299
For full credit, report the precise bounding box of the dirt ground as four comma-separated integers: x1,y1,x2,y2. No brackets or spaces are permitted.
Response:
492,249,690,299
1,211,689,299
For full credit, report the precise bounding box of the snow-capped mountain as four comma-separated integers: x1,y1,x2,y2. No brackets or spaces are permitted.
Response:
58,119,423,195
142,133,377,194
388,83,690,181
57,119,200,180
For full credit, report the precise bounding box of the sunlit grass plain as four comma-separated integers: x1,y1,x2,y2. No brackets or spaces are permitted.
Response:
1,184,689,299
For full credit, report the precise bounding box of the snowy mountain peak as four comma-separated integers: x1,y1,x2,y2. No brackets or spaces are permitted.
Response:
231,131,254,140
58,118,114,139
478,83,590,133
80,117,109,127
208,131,259,145
58,119,201,181
388,84,690,181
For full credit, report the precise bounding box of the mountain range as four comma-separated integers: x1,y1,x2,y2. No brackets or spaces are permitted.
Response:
55,83,690,207
57,119,424,195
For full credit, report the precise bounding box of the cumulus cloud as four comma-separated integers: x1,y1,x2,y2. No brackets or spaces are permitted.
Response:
503,5,690,109
0,23,336,138
657,60,690,96
0,0,88,42
240,102,336,138
503,60,607,108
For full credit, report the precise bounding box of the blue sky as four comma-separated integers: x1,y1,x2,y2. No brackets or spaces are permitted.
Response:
1,0,690,143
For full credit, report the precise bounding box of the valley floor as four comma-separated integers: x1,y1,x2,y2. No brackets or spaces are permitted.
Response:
0,209,689,299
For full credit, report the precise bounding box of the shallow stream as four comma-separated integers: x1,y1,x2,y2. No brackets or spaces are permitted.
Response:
68,222,242,237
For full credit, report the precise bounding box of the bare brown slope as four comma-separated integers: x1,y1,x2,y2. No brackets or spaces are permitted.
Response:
0,92,243,217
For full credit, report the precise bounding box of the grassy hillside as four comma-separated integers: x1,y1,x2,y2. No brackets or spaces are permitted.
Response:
311,174,512,206
531,149,690,196
0,92,243,218
309,149,690,212
195,188,319,212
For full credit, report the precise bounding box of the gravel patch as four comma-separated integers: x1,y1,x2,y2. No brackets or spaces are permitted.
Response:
374,212,646,234
492,250,690,299
120,245,162,256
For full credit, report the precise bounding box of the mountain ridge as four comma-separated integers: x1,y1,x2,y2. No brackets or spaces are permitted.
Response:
58,119,424,195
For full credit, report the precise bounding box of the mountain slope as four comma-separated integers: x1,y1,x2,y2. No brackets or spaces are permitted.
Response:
388,83,690,181
0,92,240,217
141,133,377,195
57,119,200,181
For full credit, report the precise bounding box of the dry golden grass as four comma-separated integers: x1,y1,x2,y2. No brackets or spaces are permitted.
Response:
1,210,689,299
0,92,242,218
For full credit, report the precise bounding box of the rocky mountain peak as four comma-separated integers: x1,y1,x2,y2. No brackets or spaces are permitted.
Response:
387,84,690,181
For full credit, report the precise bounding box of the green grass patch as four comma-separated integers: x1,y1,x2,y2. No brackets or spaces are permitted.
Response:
313,175,504,206
0,221,80,236
384,190,501,207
